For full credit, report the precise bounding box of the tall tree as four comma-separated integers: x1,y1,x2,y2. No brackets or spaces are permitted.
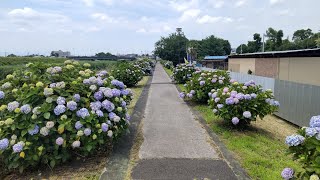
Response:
198,35,231,57
236,44,249,54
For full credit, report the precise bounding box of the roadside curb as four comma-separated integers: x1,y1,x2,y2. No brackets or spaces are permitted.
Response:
99,75,153,180
173,81,251,180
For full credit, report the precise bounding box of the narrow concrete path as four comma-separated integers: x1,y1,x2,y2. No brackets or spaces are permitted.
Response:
131,63,238,180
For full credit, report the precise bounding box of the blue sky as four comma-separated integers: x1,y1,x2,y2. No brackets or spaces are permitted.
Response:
0,0,319,56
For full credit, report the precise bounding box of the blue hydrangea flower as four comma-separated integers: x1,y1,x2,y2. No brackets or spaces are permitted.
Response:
285,135,305,146
57,96,66,105
28,125,39,135
230,91,237,97
84,128,91,136
101,123,109,132
281,168,294,180
0,138,9,150
243,111,251,118
226,98,234,105
75,121,83,130
56,137,64,146
73,94,81,102
111,80,125,89
214,98,220,103
190,90,195,95
109,112,116,119
199,81,205,86
187,93,193,98
244,94,251,100
21,104,31,114
217,104,224,109
90,101,102,111
121,89,131,96
7,101,20,112
54,105,66,115
273,101,280,107
102,100,115,112
310,115,320,128
112,89,121,97
13,142,24,153
305,127,318,137
103,88,113,98
232,117,239,125
94,91,104,100
250,93,257,98
0,91,5,99
67,101,77,111
121,101,127,107
179,92,185,98
76,108,90,119
96,110,104,117
126,113,131,121
236,93,244,100
211,92,217,98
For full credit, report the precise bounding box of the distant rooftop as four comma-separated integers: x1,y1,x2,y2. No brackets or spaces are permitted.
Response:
203,56,228,61
229,48,320,58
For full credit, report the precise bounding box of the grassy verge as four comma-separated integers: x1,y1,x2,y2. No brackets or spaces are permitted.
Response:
3,76,150,180
165,67,302,180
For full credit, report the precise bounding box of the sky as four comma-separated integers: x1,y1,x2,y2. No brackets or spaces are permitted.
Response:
0,0,319,56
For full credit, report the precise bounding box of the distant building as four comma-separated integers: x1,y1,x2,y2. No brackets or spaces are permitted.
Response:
228,48,320,86
51,50,71,58
201,56,228,70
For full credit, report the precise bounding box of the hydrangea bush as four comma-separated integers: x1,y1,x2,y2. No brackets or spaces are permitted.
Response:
134,59,153,76
208,80,279,126
161,60,174,70
179,70,231,103
172,63,197,84
0,60,133,172
111,61,144,87
282,115,320,180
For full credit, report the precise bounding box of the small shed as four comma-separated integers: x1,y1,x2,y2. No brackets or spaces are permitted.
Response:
201,56,228,70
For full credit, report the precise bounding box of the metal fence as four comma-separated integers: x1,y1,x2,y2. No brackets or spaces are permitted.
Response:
200,67,320,127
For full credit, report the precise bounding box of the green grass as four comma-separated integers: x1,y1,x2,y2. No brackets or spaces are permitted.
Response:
165,67,302,180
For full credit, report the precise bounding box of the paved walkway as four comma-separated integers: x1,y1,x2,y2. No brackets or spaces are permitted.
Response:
131,64,238,180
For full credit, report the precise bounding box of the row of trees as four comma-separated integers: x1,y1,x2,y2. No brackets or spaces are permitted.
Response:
236,28,320,54
154,30,231,65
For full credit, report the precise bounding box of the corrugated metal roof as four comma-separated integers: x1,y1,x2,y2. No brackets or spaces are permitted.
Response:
204,56,228,60
229,48,320,58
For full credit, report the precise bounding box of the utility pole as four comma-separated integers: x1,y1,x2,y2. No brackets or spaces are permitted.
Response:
241,44,243,54
176,28,182,64
262,33,266,52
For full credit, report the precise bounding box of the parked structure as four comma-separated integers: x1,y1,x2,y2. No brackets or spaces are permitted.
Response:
200,56,228,70
228,48,320,86
51,50,71,58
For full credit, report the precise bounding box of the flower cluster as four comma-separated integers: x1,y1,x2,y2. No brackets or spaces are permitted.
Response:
111,61,144,87
172,63,197,84
134,59,155,76
0,60,133,172
180,70,231,102
282,115,320,179
208,80,279,126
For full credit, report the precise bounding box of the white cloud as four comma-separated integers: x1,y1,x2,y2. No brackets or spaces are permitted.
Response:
278,9,291,16
208,0,225,8
179,9,201,22
91,13,116,23
196,15,233,24
169,0,199,12
270,0,286,5
136,28,147,33
235,0,248,7
82,0,94,7
101,0,114,5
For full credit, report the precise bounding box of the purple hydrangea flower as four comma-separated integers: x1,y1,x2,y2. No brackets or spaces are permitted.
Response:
217,104,224,109
111,80,125,89
305,127,317,137
121,89,131,96
75,121,83,130
273,101,280,107
96,110,104,117
212,92,217,98
103,88,113,98
73,94,81,102
281,168,294,180
243,111,251,118
54,105,66,115
90,101,102,111
214,98,220,103
94,91,104,100
223,87,229,93
0,91,5,99
234,98,239,104
97,78,104,86
21,104,31,114
310,115,320,128
190,90,195,95
112,89,121,97
226,98,234,105
200,81,205,86
0,138,9,150
179,92,185,98
109,112,116,119
230,91,237,97
56,137,64,146
126,113,131,121
121,101,127,107
101,123,109,132
244,94,251,100
76,108,90,119
28,125,39,135
102,100,115,112
7,101,20,112
236,93,244,100
57,96,66,105
211,78,217,83
232,117,240,125
13,142,24,153
187,93,193,98
84,128,91,136
250,93,257,98
67,101,77,111
285,135,305,146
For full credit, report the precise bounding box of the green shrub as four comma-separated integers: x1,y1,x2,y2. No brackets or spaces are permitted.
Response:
0,60,133,172
111,62,144,87
179,70,230,103
208,80,279,126
282,115,320,179
172,63,197,84
134,59,153,76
